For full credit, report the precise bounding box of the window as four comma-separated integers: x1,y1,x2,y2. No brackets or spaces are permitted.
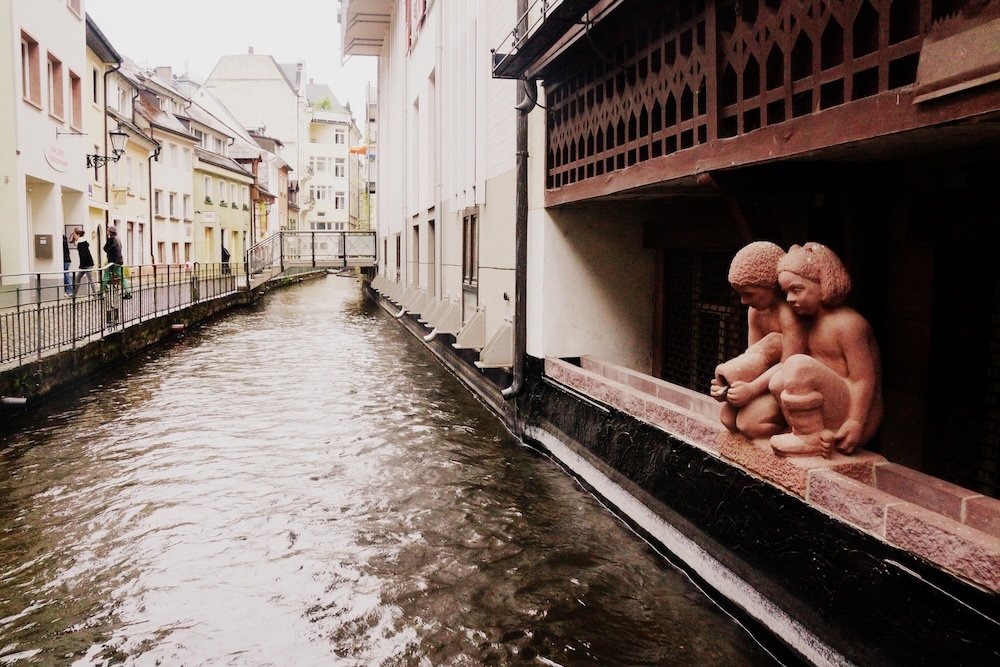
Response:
20,32,40,106
334,191,345,209
69,71,82,130
230,183,236,203
310,221,331,230
204,176,212,198
335,129,345,144
169,192,177,218
218,180,225,202
169,144,178,167
91,67,98,104
183,147,191,169
463,212,479,287
157,241,166,263
335,158,345,178
184,243,191,262
310,185,332,200
171,243,180,264
214,137,223,153
46,55,65,118
183,194,191,219
154,189,164,217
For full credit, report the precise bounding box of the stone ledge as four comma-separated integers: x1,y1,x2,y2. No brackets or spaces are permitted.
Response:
720,439,885,498
885,503,1000,591
965,495,1000,537
551,356,1000,592
874,463,981,524
808,469,902,535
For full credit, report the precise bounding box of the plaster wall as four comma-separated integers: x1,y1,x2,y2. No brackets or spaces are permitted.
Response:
9,0,89,276
304,115,353,231
148,134,196,264
207,55,301,171
0,0,21,276
527,206,657,372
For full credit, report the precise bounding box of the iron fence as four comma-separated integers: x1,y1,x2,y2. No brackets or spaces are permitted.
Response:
247,231,377,282
0,262,245,368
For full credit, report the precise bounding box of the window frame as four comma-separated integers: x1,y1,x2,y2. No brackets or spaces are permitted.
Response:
21,32,41,108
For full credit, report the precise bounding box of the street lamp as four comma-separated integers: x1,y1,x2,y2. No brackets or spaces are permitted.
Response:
86,128,128,168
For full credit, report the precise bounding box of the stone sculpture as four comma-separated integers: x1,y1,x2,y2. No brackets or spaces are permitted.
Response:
710,241,804,439
713,241,882,457
768,242,883,457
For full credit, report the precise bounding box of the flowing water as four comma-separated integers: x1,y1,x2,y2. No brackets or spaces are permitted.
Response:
0,277,778,666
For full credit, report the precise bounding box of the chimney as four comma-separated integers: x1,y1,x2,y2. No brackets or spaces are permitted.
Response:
155,66,172,81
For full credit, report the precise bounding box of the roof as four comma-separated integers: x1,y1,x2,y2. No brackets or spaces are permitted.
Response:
85,15,122,64
306,83,349,113
195,147,254,179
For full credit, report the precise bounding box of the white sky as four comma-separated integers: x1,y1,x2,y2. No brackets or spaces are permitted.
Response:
86,0,377,118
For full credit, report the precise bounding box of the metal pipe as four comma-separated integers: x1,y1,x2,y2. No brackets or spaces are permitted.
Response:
502,0,531,403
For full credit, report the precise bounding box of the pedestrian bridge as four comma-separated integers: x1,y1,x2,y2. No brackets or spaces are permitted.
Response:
248,231,377,285
0,231,377,371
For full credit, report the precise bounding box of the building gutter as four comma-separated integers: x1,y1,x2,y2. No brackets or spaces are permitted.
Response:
502,0,531,404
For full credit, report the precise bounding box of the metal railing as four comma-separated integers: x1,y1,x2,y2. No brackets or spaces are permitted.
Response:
0,262,245,368
246,231,376,285
2,231,377,371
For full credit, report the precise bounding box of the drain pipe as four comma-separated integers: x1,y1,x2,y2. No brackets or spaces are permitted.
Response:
502,0,531,401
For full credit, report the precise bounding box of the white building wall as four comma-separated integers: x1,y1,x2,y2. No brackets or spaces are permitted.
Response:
5,0,89,277
207,55,303,175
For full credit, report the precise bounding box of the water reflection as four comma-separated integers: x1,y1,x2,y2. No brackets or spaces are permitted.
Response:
0,276,777,665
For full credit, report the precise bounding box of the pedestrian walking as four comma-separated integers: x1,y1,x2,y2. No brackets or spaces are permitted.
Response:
63,233,73,295
72,228,96,296
102,224,131,298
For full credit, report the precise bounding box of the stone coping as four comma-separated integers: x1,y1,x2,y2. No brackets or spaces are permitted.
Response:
544,356,1000,593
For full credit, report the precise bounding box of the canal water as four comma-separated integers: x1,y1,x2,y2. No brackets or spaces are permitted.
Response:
0,277,778,666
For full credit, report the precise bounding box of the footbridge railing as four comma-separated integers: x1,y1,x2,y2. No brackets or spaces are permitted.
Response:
247,231,377,285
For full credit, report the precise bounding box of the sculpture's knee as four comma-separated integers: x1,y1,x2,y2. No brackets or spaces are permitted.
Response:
780,389,824,412
781,354,820,390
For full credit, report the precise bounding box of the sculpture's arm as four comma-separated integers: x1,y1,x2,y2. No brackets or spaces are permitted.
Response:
834,315,878,454
726,364,780,407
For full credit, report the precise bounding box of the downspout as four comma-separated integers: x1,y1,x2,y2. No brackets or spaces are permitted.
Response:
502,0,531,401
148,128,158,263
100,60,122,267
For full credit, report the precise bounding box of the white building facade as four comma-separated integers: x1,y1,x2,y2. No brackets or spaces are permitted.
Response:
2,0,89,278
347,0,519,355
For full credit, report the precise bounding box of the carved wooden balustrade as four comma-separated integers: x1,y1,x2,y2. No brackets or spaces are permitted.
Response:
542,0,996,202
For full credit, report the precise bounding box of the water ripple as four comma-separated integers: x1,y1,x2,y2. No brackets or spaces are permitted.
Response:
0,276,776,666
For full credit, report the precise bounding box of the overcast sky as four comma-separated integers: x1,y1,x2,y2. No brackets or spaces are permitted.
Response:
86,0,377,117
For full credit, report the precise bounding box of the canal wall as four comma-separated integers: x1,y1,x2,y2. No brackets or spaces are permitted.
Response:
0,271,326,420
365,284,1000,667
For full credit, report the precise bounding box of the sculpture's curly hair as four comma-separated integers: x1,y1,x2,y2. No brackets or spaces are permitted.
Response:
727,241,786,288
777,242,852,306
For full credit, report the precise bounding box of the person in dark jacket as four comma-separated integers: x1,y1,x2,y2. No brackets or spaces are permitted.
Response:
72,228,96,296
101,224,131,298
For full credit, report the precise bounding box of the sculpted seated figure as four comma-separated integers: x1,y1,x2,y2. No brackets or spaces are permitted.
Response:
768,243,883,457
710,242,804,439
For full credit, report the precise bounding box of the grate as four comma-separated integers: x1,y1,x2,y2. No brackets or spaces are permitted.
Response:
661,249,747,393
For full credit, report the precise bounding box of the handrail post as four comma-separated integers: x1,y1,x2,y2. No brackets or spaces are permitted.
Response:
191,262,198,304
343,232,347,269
311,232,316,268
35,273,42,360
279,232,285,273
